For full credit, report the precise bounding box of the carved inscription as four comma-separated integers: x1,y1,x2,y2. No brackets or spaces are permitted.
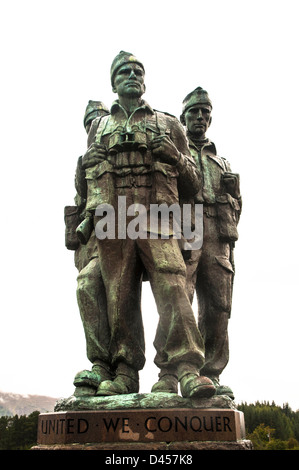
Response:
37,409,245,445
144,415,232,433
41,417,89,435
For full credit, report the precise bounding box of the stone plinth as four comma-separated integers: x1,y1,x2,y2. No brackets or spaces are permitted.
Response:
34,393,252,450
37,408,245,445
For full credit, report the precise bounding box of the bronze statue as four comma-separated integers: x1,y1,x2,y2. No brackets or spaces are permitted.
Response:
77,52,216,399
153,88,241,398
65,101,125,396
181,87,241,399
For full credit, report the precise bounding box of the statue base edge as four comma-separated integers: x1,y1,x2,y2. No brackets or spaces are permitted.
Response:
54,392,236,412
32,439,253,450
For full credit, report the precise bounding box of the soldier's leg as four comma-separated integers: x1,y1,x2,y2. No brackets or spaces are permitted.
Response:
197,250,234,398
76,258,110,363
95,238,145,395
73,257,113,395
139,237,215,398
184,248,202,303
151,247,202,393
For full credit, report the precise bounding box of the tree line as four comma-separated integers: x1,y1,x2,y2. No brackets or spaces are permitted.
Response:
238,401,299,450
0,402,298,450
0,411,39,450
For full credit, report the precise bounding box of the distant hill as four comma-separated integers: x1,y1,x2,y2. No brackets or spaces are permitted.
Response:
0,391,58,416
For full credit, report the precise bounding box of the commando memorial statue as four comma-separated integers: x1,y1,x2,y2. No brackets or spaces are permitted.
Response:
64,52,242,401
69,50,218,399
43,51,250,451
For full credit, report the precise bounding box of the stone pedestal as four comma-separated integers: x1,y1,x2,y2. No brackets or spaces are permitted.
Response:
33,393,252,451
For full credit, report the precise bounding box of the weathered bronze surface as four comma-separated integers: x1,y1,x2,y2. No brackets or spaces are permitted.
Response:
54,392,235,412
63,54,241,406
153,87,241,399
183,87,241,399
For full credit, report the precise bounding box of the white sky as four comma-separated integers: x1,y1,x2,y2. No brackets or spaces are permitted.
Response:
0,0,298,411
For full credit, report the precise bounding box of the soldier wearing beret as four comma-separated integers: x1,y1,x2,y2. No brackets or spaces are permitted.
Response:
152,88,241,398
80,52,216,398
65,102,118,396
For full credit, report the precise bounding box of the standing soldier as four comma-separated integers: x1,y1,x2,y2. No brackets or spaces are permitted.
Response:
181,87,241,399
152,87,241,399
65,101,125,396
81,52,216,399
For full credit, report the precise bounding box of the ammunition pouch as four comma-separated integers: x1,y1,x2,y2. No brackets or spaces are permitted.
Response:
64,206,80,250
222,172,241,199
216,193,241,242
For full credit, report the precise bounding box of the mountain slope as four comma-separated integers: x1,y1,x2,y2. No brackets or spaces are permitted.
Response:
0,391,57,416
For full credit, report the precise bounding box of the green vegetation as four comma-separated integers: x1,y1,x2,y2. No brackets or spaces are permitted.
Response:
0,402,298,450
238,401,299,450
0,411,40,450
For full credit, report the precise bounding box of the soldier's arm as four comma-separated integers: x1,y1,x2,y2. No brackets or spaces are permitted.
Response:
82,117,108,170
151,115,200,197
74,156,87,222
75,156,87,200
169,117,200,198
87,116,101,147
221,158,242,216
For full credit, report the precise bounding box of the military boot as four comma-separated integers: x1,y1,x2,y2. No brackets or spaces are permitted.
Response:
210,377,235,400
74,361,114,396
178,363,216,399
96,362,139,396
151,368,178,394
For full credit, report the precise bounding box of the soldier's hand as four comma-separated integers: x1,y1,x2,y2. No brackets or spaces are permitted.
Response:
82,143,107,169
151,135,180,165
222,172,241,198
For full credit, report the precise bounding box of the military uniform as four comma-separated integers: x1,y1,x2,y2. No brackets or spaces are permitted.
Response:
152,87,241,397
187,137,241,392
84,99,207,390
65,102,122,394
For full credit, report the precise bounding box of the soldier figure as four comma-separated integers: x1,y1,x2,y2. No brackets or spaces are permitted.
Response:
152,88,241,399
80,52,216,398
181,87,241,398
65,101,132,396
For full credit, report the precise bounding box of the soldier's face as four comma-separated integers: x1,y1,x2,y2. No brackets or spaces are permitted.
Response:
113,63,145,98
184,104,212,137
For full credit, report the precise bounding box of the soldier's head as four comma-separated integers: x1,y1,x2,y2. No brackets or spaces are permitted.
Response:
110,51,146,99
83,100,109,133
180,87,212,138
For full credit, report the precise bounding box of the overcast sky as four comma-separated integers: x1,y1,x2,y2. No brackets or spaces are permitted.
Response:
0,0,298,411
